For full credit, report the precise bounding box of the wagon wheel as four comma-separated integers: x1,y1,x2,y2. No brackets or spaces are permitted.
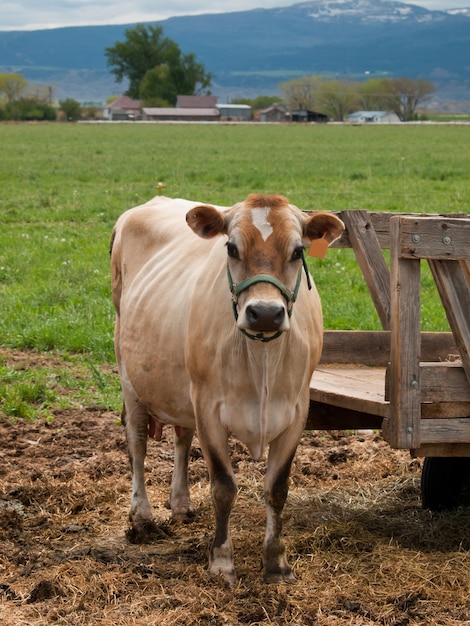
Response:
421,457,470,511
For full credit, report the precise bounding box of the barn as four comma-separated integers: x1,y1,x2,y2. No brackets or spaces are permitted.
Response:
347,110,401,124
259,103,290,123
103,96,142,121
217,104,252,121
141,107,220,122
291,109,328,123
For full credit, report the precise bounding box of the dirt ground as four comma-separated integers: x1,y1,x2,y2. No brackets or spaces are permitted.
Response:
1,352,470,625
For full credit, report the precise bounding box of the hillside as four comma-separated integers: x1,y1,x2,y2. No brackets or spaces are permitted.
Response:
0,0,469,106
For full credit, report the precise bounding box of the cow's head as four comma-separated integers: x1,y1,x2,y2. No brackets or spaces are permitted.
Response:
186,194,344,341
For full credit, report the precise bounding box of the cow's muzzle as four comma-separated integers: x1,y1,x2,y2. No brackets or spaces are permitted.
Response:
227,250,312,342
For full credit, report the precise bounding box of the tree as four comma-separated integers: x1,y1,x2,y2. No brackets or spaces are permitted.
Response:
0,72,28,104
4,98,56,121
105,24,212,104
381,77,436,121
318,79,359,121
358,78,390,111
279,75,321,111
232,95,281,110
59,98,82,121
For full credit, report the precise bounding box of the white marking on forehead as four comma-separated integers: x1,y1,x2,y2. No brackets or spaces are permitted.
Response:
251,207,273,241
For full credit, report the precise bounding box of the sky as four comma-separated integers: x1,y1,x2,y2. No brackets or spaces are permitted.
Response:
2,0,469,31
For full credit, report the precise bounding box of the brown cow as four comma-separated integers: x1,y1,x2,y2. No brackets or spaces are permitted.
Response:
111,194,344,584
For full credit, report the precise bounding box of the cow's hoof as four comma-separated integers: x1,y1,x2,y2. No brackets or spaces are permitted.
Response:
165,499,196,520
264,568,297,584
208,565,237,587
126,519,171,544
171,509,196,523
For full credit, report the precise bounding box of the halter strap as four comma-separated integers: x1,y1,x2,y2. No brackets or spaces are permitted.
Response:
227,250,312,342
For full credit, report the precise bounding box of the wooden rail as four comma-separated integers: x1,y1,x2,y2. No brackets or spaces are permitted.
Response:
307,211,470,458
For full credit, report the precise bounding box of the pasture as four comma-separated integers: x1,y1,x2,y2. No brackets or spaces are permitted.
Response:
1,122,470,624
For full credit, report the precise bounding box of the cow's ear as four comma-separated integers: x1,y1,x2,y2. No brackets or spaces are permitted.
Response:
186,205,226,239
303,212,345,245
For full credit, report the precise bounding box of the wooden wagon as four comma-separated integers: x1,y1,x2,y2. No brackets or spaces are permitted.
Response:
306,210,470,510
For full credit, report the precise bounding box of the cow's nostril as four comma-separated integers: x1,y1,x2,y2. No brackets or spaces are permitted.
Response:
246,306,259,324
246,304,285,332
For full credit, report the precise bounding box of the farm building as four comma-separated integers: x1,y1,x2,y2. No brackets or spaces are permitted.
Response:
347,110,401,124
217,104,252,121
103,96,142,121
176,95,219,108
291,109,328,123
141,107,220,122
259,103,290,123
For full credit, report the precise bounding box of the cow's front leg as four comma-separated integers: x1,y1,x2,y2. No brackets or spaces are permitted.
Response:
263,425,303,583
198,421,237,585
168,426,196,519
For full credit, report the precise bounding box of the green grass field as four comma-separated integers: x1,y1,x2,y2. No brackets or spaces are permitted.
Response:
1,122,469,417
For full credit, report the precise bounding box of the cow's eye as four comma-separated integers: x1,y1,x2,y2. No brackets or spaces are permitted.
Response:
226,242,239,259
291,246,304,261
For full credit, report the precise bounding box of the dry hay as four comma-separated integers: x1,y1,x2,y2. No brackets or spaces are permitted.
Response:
1,352,470,625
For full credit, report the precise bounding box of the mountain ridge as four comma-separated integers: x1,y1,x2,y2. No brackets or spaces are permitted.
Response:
0,0,469,107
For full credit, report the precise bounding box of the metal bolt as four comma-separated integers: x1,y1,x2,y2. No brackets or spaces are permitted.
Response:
412,234,421,243
410,380,419,389
407,426,414,433
442,236,451,245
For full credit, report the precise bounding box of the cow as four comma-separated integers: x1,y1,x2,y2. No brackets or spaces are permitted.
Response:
111,194,344,585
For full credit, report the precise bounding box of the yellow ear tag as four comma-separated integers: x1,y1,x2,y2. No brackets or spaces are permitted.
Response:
308,235,329,258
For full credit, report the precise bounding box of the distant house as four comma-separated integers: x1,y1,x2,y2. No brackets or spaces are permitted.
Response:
217,104,252,121
259,103,289,123
347,110,401,124
177,95,219,108
103,96,142,121
291,109,328,123
141,107,220,122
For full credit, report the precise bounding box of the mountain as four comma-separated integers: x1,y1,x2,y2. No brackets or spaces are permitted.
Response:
0,0,469,107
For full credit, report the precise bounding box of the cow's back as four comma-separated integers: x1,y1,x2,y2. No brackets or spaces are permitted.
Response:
111,197,227,428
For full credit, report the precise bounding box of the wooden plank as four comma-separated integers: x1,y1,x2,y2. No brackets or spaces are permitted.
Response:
321,331,390,366
306,401,384,431
420,418,470,445
387,216,421,449
411,443,470,458
310,366,390,418
420,362,470,403
428,259,470,387
385,362,470,403
320,330,458,366
323,212,469,250
341,210,391,329
398,216,470,260
421,402,470,419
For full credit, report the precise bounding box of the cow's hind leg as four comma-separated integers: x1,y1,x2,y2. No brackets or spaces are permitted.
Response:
168,427,196,519
263,425,303,584
122,393,161,543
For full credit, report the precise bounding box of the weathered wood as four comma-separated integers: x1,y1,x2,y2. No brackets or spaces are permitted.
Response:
385,362,470,403
387,216,421,449
307,212,470,457
322,211,469,250
340,210,391,329
320,330,459,366
428,259,470,387
398,216,470,260
420,418,470,444
420,362,470,403
306,401,383,431
310,366,390,418
421,402,470,419
411,443,470,458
